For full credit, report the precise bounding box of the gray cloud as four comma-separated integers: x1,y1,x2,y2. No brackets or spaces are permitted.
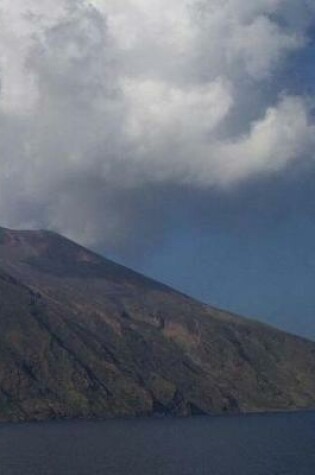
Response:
0,0,314,251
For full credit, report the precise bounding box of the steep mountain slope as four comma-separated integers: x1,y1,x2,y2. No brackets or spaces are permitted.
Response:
0,226,314,422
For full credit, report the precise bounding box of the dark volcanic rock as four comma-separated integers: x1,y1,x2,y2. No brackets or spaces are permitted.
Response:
0,226,314,422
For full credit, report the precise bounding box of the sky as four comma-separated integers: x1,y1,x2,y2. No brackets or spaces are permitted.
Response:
0,0,314,339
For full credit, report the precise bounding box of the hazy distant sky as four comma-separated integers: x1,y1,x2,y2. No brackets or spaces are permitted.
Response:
0,0,314,338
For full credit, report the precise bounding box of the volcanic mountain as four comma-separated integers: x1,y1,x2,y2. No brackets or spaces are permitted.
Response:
0,226,314,421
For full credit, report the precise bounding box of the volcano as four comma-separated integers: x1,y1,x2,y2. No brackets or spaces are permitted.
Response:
0,226,314,421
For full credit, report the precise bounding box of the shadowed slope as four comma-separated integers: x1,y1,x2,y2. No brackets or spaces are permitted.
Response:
0,226,314,421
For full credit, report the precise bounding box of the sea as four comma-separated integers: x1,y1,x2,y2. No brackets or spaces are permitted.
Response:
0,411,314,474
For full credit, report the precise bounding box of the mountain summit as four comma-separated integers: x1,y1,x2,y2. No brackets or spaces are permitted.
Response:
0,226,314,421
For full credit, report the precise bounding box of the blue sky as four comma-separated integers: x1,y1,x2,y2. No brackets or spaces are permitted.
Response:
132,213,315,339
114,167,315,339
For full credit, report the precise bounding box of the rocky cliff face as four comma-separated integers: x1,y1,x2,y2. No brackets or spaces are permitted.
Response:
0,226,314,421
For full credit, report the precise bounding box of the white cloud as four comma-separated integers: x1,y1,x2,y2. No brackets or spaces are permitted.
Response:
0,0,314,248
212,96,315,185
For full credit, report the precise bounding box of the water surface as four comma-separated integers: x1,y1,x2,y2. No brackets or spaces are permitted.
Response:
0,411,314,474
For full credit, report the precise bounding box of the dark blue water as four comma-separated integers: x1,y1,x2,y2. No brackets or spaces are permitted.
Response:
0,412,314,474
